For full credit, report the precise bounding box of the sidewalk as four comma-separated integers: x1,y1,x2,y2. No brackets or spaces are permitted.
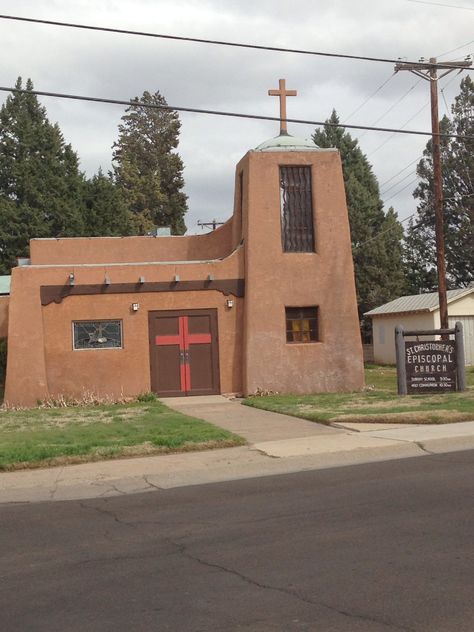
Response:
1,396,473,504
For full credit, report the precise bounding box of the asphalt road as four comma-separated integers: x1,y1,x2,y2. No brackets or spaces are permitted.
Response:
1,451,473,632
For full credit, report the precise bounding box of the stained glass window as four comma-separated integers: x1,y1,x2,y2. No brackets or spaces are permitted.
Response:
73,320,122,350
285,307,319,343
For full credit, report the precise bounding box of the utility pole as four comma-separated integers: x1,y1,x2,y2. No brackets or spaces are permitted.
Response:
197,219,225,231
394,57,472,329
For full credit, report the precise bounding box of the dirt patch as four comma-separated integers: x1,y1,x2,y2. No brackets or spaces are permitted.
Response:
0,407,146,431
297,404,329,414
338,397,435,411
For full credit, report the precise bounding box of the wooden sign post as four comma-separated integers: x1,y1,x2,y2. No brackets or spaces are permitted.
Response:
395,322,466,395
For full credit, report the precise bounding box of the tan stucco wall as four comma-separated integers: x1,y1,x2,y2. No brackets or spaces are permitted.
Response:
4,248,244,406
41,292,243,401
29,218,235,265
0,296,9,338
5,144,365,404
240,150,364,394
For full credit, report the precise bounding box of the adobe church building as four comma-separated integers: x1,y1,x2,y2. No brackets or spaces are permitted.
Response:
3,80,364,407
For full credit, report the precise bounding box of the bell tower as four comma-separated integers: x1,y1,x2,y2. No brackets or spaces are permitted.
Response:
237,79,364,394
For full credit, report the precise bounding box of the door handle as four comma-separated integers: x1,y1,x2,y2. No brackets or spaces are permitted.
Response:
179,350,190,363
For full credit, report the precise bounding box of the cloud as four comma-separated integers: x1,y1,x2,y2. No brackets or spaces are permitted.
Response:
0,0,472,232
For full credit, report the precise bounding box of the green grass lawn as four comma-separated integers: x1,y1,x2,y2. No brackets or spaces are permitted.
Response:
0,399,244,471
243,365,474,426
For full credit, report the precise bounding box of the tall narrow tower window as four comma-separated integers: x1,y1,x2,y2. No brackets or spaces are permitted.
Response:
280,166,315,252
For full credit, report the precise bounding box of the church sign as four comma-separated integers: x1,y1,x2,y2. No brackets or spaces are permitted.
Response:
404,340,456,393
395,323,467,395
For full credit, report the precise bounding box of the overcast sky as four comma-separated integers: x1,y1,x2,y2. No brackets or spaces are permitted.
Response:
0,0,473,233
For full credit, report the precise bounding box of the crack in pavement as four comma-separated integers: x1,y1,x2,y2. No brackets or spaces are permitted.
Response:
414,441,438,456
142,475,164,491
49,467,64,500
95,483,128,497
72,550,170,567
370,436,474,463
249,447,281,459
167,538,416,632
79,500,137,528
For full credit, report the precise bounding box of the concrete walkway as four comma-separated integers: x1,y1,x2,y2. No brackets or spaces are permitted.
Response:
1,396,473,504
163,395,342,442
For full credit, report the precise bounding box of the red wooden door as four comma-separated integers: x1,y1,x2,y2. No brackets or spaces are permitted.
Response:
149,310,220,397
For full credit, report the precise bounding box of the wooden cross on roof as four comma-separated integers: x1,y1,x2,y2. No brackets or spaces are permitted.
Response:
268,78,297,135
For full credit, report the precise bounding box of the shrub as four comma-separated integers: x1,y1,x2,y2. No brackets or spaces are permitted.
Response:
137,392,157,402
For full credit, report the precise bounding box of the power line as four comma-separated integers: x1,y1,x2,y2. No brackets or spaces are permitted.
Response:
371,78,423,126
366,73,454,159
342,72,396,123
407,0,474,9
379,156,421,188
356,212,418,249
355,185,474,249
381,169,418,196
383,177,419,204
2,85,473,139
369,72,464,187
0,13,472,71
440,83,474,195
356,56,469,171
437,39,474,58
355,193,474,249
369,97,429,157
358,78,423,142
357,190,474,249
379,52,471,328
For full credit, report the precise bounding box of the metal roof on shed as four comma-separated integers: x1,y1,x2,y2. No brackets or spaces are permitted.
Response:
364,286,473,316
0,275,11,295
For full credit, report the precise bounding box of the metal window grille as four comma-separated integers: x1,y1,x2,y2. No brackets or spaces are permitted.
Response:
73,320,122,350
285,307,319,343
280,166,314,252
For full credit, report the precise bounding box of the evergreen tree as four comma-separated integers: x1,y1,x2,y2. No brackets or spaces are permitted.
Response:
112,90,187,235
82,170,133,236
404,76,474,291
313,111,406,319
0,78,85,272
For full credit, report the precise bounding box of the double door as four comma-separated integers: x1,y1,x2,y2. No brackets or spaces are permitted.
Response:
149,309,220,396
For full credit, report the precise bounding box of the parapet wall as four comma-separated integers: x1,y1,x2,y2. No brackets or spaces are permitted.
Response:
29,218,235,265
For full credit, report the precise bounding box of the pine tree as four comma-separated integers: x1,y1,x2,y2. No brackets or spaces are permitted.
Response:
404,77,474,291
313,111,406,319
0,78,85,272
82,170,133,237
112,90,188,235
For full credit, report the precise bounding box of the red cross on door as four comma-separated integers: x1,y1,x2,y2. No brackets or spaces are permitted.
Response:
149,310,220,396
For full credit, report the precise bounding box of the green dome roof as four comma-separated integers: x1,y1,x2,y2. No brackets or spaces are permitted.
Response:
254,133,329,152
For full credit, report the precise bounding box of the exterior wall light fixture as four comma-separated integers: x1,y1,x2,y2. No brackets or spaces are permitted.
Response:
226,298,234,308
69,273,75,286
131,303,140,312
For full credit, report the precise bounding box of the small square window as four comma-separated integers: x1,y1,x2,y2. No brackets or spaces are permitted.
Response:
73,320,122,350
286,307,319,343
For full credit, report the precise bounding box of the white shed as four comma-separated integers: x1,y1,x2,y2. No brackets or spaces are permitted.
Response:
365,286,474,365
